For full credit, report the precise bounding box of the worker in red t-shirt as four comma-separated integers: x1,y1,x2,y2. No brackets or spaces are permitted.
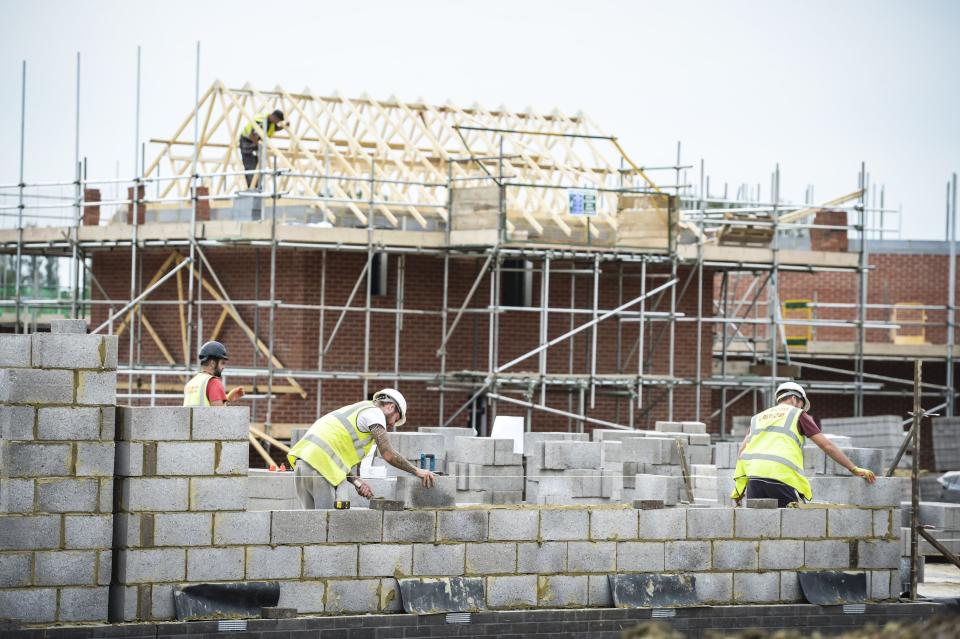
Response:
183,341,245,406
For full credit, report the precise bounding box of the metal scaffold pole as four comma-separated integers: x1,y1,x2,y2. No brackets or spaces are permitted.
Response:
947,174,957,416
14,61,26,334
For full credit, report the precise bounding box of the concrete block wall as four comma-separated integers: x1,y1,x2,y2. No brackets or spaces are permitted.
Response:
820,416,908,470
0,324,118,624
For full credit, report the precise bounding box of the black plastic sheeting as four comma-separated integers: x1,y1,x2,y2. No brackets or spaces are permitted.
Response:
798,571,867,605
609,574,698,608
398,577,486,614
173,582,280,620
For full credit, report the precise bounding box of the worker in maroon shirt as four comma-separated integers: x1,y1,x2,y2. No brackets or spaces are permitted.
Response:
183,341,245,406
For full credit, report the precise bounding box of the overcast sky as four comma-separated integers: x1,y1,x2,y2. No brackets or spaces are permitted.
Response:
1,0,958,239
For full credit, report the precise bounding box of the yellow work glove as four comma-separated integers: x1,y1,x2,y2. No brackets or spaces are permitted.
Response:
852,466,876,484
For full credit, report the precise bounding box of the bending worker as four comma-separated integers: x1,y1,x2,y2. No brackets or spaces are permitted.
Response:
239,109,285,188
287,388,437,509
732,381,876,507
183,341,245,406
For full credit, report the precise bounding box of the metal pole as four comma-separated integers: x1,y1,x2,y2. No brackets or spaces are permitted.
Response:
590,254,599,408
947,174,957,416
637,260,646,417
71,51,81,319
439,252,450,421
394,254,405,386
539,255,551,406
363,158,375,400
185,41,200,371
265,155,278,428
770,165,780,405
14,61,26,334
127,46,141,405
316,249,326,418
855,163,868,416
909,359,922,600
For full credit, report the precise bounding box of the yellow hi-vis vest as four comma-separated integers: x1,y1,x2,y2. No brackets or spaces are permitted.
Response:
183,372,213,407
287,401,378,487
731,403,813,501
241,113,277,141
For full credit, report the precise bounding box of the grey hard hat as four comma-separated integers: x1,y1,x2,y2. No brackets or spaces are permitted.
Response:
198,341,228,363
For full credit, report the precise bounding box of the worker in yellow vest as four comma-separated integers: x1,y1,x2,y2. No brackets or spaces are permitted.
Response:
287,388,437,509
183,341,245,407
239,109,285,188
731,381,876,507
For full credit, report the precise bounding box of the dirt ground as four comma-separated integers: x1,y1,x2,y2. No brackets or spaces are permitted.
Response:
622,616,960,639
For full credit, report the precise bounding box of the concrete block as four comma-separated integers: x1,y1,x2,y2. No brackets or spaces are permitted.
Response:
633,474,680,506
302,544,359,578
116,548,185,583
0,334,31,367
50,319,87,334
189,477,246,510
0,478,34,513
543,441,602,469
487,575,536,608
0,406,34,440
540,508,589,541
713,540,758,570
695,572,733,603
97,550,111,585
358,543,412,577
396,474,456,508
828,507,874,538
449,437,495,465
0,587,57,623
101,407,115,439
419,426,476,450
121,478,189,512
590,508,638,540
781,507,826,538
245,545,302,580
64,514,113,549
186,547,244,581
665,541,711,571
75,442,115,477
826,447,883,476
516,541,566,573
278,580,325,613
118,406,191,441
564,541,614,573
874,509,893,538
780,571,803,602
0,514,61,549
638,508,686,540
191,406,250,441
37,478,98,513
389,432,446,461
858,539,900,569
733,572,780,603
270,509,327,544
383,510,435,542
0,553,32,587
0,368,73,404
216,442,249,475
538,575,588,607
491,490,523,504
438,509,488,542
465,542,517,575
212,511,271,545
155,442,215,476
98,478,112,513
325,579,380,613
616,541,665,571
735,508,781,539
327,509,382,542
466,464,523,492
493,438,521,465
588,574,612,606
759,539,804,569
1,441,71,477
870,570,894,601
76,371,116,405
153,512,213,547
655,421,683,433
412,543,464,576
35,550,97,585
31,333,108,369
805,540,852,569
114,442,143,477
687,507,733,538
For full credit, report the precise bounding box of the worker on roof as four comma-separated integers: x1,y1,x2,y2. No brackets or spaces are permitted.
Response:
287,388,437,509
183,341,245,406
239,109,286,188
731,381,876,508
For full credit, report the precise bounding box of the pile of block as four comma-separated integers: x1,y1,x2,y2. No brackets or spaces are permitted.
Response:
900,501,960,557
930,417,960,471
111,404,250,622
804,440,884,477
448,435,523,504
0,320,118,624
820,416,908,470
247,468,298,510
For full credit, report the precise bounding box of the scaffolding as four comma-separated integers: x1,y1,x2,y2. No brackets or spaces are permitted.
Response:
1,49,957,438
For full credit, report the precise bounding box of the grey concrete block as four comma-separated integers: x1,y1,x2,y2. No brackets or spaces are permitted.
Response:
213,510,271,545
186,547,245,581
0,334,32,367
665,541,711,571
465,542,516,575
779,571,803,602
828,507,874,538
733,571,780,603
191,406,250,441
75,442,115,477
696,572,733,604
1,441,71,477
114,442,143,477
0,368,73,404
438,509,488,542
567,541,615,573
759,539,804,569
0,587,56,623
64,514,112,549
50,319,87,334
116,548,185,583
380,577,403,612
449,437,495,464
98,478,112,513
97,550,111,585
419,426,476,451
487,575,536,608
538,575,588,607
735,508,781,539
303,544,358,578
590,508,638,540
873,509,893,538
278,580,325,613
31,333,108,369
466,464,523,492
245,545,302,580
0,553,31,587
383,510,435,542
517,541,566,573
77,371,116,405
359,543,412,577
412,543,464,576
189,477,246,510
155,442,215,475
493,438,521,465
396,474,456,508
633,474,680,505
616,541,665,571
805,540,852,569
216,442,249,475
638,508,686,540
0,478,34,513
270,509,327,544
869,570,894,601
0,514,61,549
389,432,446,462
37,478,98,513
543,441,602,469
491,490,523,504
588,574,612,606
713,540,758,570
0,406,34,440
540,508,589,541
153,512,213,546
687,507,733,538
325,579,380,613
858,539,901,569
101,407,115,439
121,478,189,511
118,406,191,441
328,509,382,542
781,507,827,538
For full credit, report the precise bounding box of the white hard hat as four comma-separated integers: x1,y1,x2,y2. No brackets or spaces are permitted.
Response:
776,381,810,412
374,388,407,427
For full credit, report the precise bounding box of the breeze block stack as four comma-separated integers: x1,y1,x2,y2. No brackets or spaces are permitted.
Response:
0,320,118,624
448,435,523,504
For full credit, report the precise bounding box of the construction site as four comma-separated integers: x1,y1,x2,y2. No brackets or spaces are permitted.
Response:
2,25,960,637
